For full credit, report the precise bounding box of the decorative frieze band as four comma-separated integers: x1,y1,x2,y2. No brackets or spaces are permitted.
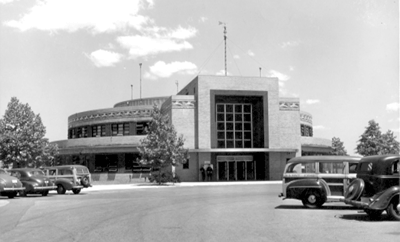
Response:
172,100,196,109
69,109,153,124
279,101,299,111
300,113,313,125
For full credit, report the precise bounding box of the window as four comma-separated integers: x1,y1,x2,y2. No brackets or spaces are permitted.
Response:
183,159,189,169
391,160,399,175
82,127,88,138
286,163,316,174
216,104,252,148
319,162,344,174
123,123,130,135
101,125,106,136
137,122,149,135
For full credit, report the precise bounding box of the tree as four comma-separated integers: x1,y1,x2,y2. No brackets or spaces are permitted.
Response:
330,137,348,156
137,104,188,184
356,120,399,156
0,97,58,168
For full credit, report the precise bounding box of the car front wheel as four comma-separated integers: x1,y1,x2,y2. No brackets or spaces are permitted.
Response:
72,189,81,194
386,196,400,221
302,190,324,208
364,209,383,220
57,185,66,194
7,192,16,199
42,191,48,196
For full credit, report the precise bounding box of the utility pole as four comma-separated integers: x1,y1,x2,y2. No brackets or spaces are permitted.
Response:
259,67,262,77
130,84,133,100
139,63,142,99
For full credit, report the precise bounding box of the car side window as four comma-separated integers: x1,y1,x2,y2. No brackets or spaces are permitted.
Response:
286,162,315,173
11,171,21,179
319,162,344,174
349,163,358,174
391,160,399,175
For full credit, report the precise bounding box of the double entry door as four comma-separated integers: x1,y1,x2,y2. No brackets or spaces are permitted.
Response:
217,156,255,181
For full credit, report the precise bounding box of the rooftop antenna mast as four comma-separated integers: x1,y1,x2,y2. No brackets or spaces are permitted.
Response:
139,63,142,99
219,21,227,76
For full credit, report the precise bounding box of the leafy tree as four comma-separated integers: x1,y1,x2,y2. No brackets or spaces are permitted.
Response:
137,104,188,184
330,137,348,156
0,97,58,168
356,120,399,156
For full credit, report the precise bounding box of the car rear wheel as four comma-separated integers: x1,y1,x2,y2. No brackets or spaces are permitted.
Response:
57,185,66,194
81,177,90,187
364,209,383,219
302,190,324,208
19,190,27,197
386,196,400,221
7,192,16,199
72,189,81,194
42,191,49,196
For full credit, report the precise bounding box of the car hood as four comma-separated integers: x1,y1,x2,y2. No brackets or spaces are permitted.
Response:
0,174,21,185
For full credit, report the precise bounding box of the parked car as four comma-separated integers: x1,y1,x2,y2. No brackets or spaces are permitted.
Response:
8,168,56,197
342,154,399,220
279,156,361,208
42,165,92,195
0,168,25,198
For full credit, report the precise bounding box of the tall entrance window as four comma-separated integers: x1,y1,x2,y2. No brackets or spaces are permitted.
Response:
216,104,252,148
217,156,255,181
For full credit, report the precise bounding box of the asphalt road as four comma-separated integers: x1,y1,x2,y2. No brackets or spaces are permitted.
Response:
0,184,399,242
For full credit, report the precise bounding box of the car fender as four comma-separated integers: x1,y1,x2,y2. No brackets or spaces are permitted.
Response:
367,186,400,210
286,179,328,200
21,181,37,193
55,179,74,190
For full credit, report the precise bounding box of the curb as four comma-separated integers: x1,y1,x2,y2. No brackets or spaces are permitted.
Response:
85,181,282,192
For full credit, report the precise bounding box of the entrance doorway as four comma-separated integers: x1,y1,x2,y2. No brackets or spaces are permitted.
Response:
217,156,255,181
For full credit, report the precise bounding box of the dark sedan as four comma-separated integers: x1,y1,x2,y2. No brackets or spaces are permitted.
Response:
0,168,25,198
9,168,56,197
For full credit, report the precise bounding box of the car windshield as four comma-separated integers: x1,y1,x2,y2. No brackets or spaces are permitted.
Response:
286,162,316,174
76,167,89,174
28,170,45,176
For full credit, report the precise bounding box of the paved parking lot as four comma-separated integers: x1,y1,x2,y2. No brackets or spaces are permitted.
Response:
0,183,399,242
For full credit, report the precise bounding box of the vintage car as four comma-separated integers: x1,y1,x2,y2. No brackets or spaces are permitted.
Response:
279,156,361,208
42,165,92,194
8,168,57,197
342,154,399,220
0,168,25,198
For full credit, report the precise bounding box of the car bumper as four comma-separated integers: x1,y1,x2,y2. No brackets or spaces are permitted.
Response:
341,198,369,208
3,187,25,191
72,185,84,189
34,186,57,191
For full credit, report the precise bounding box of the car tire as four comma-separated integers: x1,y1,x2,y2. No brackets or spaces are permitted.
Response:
364,209,383,219
81,177,90,187
42,191,49,196
386,196,400,221
344,179,365,200
302,190,324,208
7,192,16,199
57,185,66,194
19,190,27,197
72,189,81,194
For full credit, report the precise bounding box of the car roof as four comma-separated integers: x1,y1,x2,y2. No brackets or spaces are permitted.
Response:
359,154,399,164
42,165,88,169
287,156,362,164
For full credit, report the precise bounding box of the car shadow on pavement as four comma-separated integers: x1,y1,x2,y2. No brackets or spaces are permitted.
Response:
275,205,359,210
336,213,397,222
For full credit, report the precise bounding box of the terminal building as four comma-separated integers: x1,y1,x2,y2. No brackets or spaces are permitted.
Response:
52,75,332,181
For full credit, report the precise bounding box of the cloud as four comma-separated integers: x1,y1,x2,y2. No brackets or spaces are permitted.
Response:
281,41,300,49
305,99,320,105
85,49,123,67
0,0,17,4
313,125,326,130
247,50,255,56
216,69,232,76
267,69,291,96
4,0,149,34
199,17,208,23
386,102,400,112
145,61,197,79
233,55,240,59
289,66,294,71
117,35,193,59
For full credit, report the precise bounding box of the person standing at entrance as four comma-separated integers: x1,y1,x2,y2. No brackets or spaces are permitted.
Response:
206,166,213,181
200,167,206,181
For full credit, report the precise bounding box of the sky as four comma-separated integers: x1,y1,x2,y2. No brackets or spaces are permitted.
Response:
0,0,398,156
